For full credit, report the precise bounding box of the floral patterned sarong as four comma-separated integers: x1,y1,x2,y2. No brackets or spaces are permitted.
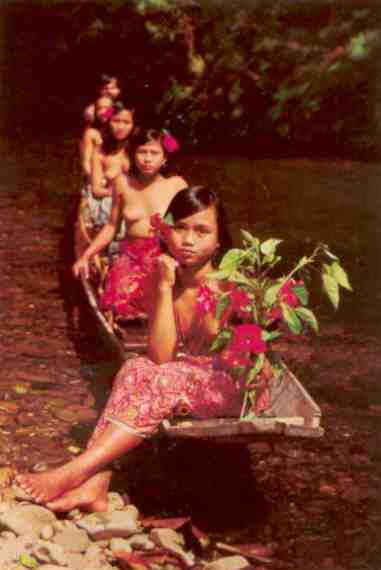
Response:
101,236,162,319
88,355,244,443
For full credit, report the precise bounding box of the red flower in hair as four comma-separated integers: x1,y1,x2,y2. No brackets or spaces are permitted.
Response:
100,107,114,121
162,131,180,153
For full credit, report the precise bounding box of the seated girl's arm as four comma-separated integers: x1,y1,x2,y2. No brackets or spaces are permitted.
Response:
91,149,112,198
73,181,122,279
148,255,179,364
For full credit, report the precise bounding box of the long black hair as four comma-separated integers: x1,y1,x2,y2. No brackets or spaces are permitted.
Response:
165,186,232,265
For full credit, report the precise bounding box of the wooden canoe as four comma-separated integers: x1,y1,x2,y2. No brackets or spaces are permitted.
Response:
74,195,324,441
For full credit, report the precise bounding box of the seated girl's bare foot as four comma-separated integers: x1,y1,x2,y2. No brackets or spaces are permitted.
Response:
15,464,83,504
47,472,111,513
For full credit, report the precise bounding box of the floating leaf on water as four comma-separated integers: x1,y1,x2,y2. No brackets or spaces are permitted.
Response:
19,553,38,568
14,384,29,395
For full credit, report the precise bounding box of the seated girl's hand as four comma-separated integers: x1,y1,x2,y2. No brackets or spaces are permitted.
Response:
155,254,178,289
73,256,91,280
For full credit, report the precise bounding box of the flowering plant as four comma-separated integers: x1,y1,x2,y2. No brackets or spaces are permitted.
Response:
203,230,352,419
161,129,180,153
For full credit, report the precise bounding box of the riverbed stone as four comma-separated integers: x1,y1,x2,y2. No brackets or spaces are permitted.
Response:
33,539,67,565
110,537,133,554
77,505,140,540
52,525,90,552
126,532,156,550
0,504,56,536
150,527,195,566
204,555,250,570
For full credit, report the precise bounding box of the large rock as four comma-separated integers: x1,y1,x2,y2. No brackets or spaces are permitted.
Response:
150,528,195,567
204,555,250,570
77,505,140,540
52,525,90,553
0,504,56,536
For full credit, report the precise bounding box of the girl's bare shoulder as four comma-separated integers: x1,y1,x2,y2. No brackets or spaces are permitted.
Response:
167,175,188,191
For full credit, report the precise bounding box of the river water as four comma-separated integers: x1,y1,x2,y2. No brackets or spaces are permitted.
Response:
1,134,381,569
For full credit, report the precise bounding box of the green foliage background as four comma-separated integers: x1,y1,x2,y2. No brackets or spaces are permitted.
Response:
1,0,380,156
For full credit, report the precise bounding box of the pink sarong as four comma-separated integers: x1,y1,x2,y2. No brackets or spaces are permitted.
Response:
101,236,162,319
88,355,244,443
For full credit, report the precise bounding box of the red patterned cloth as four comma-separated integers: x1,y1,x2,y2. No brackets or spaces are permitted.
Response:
88,355,244,442
101,236,162,319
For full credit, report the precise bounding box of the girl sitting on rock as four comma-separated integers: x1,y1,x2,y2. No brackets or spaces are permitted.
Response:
74,128,187,321
16,186,245,513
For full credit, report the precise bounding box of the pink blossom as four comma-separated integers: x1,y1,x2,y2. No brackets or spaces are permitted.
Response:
218,347,251,369
162,133,180,153
150,214,172,240
197,284,218,316
229,324,267,355
279,279,302,308
268,279,303,321
228,284,252,319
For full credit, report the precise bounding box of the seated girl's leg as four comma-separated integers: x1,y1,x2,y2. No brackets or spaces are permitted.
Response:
15,357,171,506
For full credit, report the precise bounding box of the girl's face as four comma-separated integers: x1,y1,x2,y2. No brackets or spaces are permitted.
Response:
109,109,134,141
101,79,120,100
134,140,166,177
166,206,219,268
95,96,113,123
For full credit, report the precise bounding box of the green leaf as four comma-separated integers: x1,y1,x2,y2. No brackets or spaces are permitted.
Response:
246,354,265,385
295,307,319,333
331,262,352,291
293,284,309,305
264,283,282,306
210,329,232,352
240,229,259,247
281,303,303,334
348,33,368,59
219,249,244,272
207,269,231,280
230,271,252,286
262,330,281,342
260,238,282,257
19,554,38,569
322,273,339,309
216,294,230,320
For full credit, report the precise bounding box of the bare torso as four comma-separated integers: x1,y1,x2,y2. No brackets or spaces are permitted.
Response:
117,173,187,238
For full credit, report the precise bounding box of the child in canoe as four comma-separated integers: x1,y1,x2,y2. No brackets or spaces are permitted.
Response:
16,186,248,513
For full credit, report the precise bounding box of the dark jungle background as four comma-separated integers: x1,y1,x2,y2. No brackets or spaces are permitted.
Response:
1,0,381,159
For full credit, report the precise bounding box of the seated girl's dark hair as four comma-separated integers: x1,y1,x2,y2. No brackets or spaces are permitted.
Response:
165,186,232,265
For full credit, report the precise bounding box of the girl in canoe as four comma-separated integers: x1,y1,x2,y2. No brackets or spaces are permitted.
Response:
16,186,248,512
86,100,135,228
79,94,114,180
74,127,187,320
83,74,122,125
